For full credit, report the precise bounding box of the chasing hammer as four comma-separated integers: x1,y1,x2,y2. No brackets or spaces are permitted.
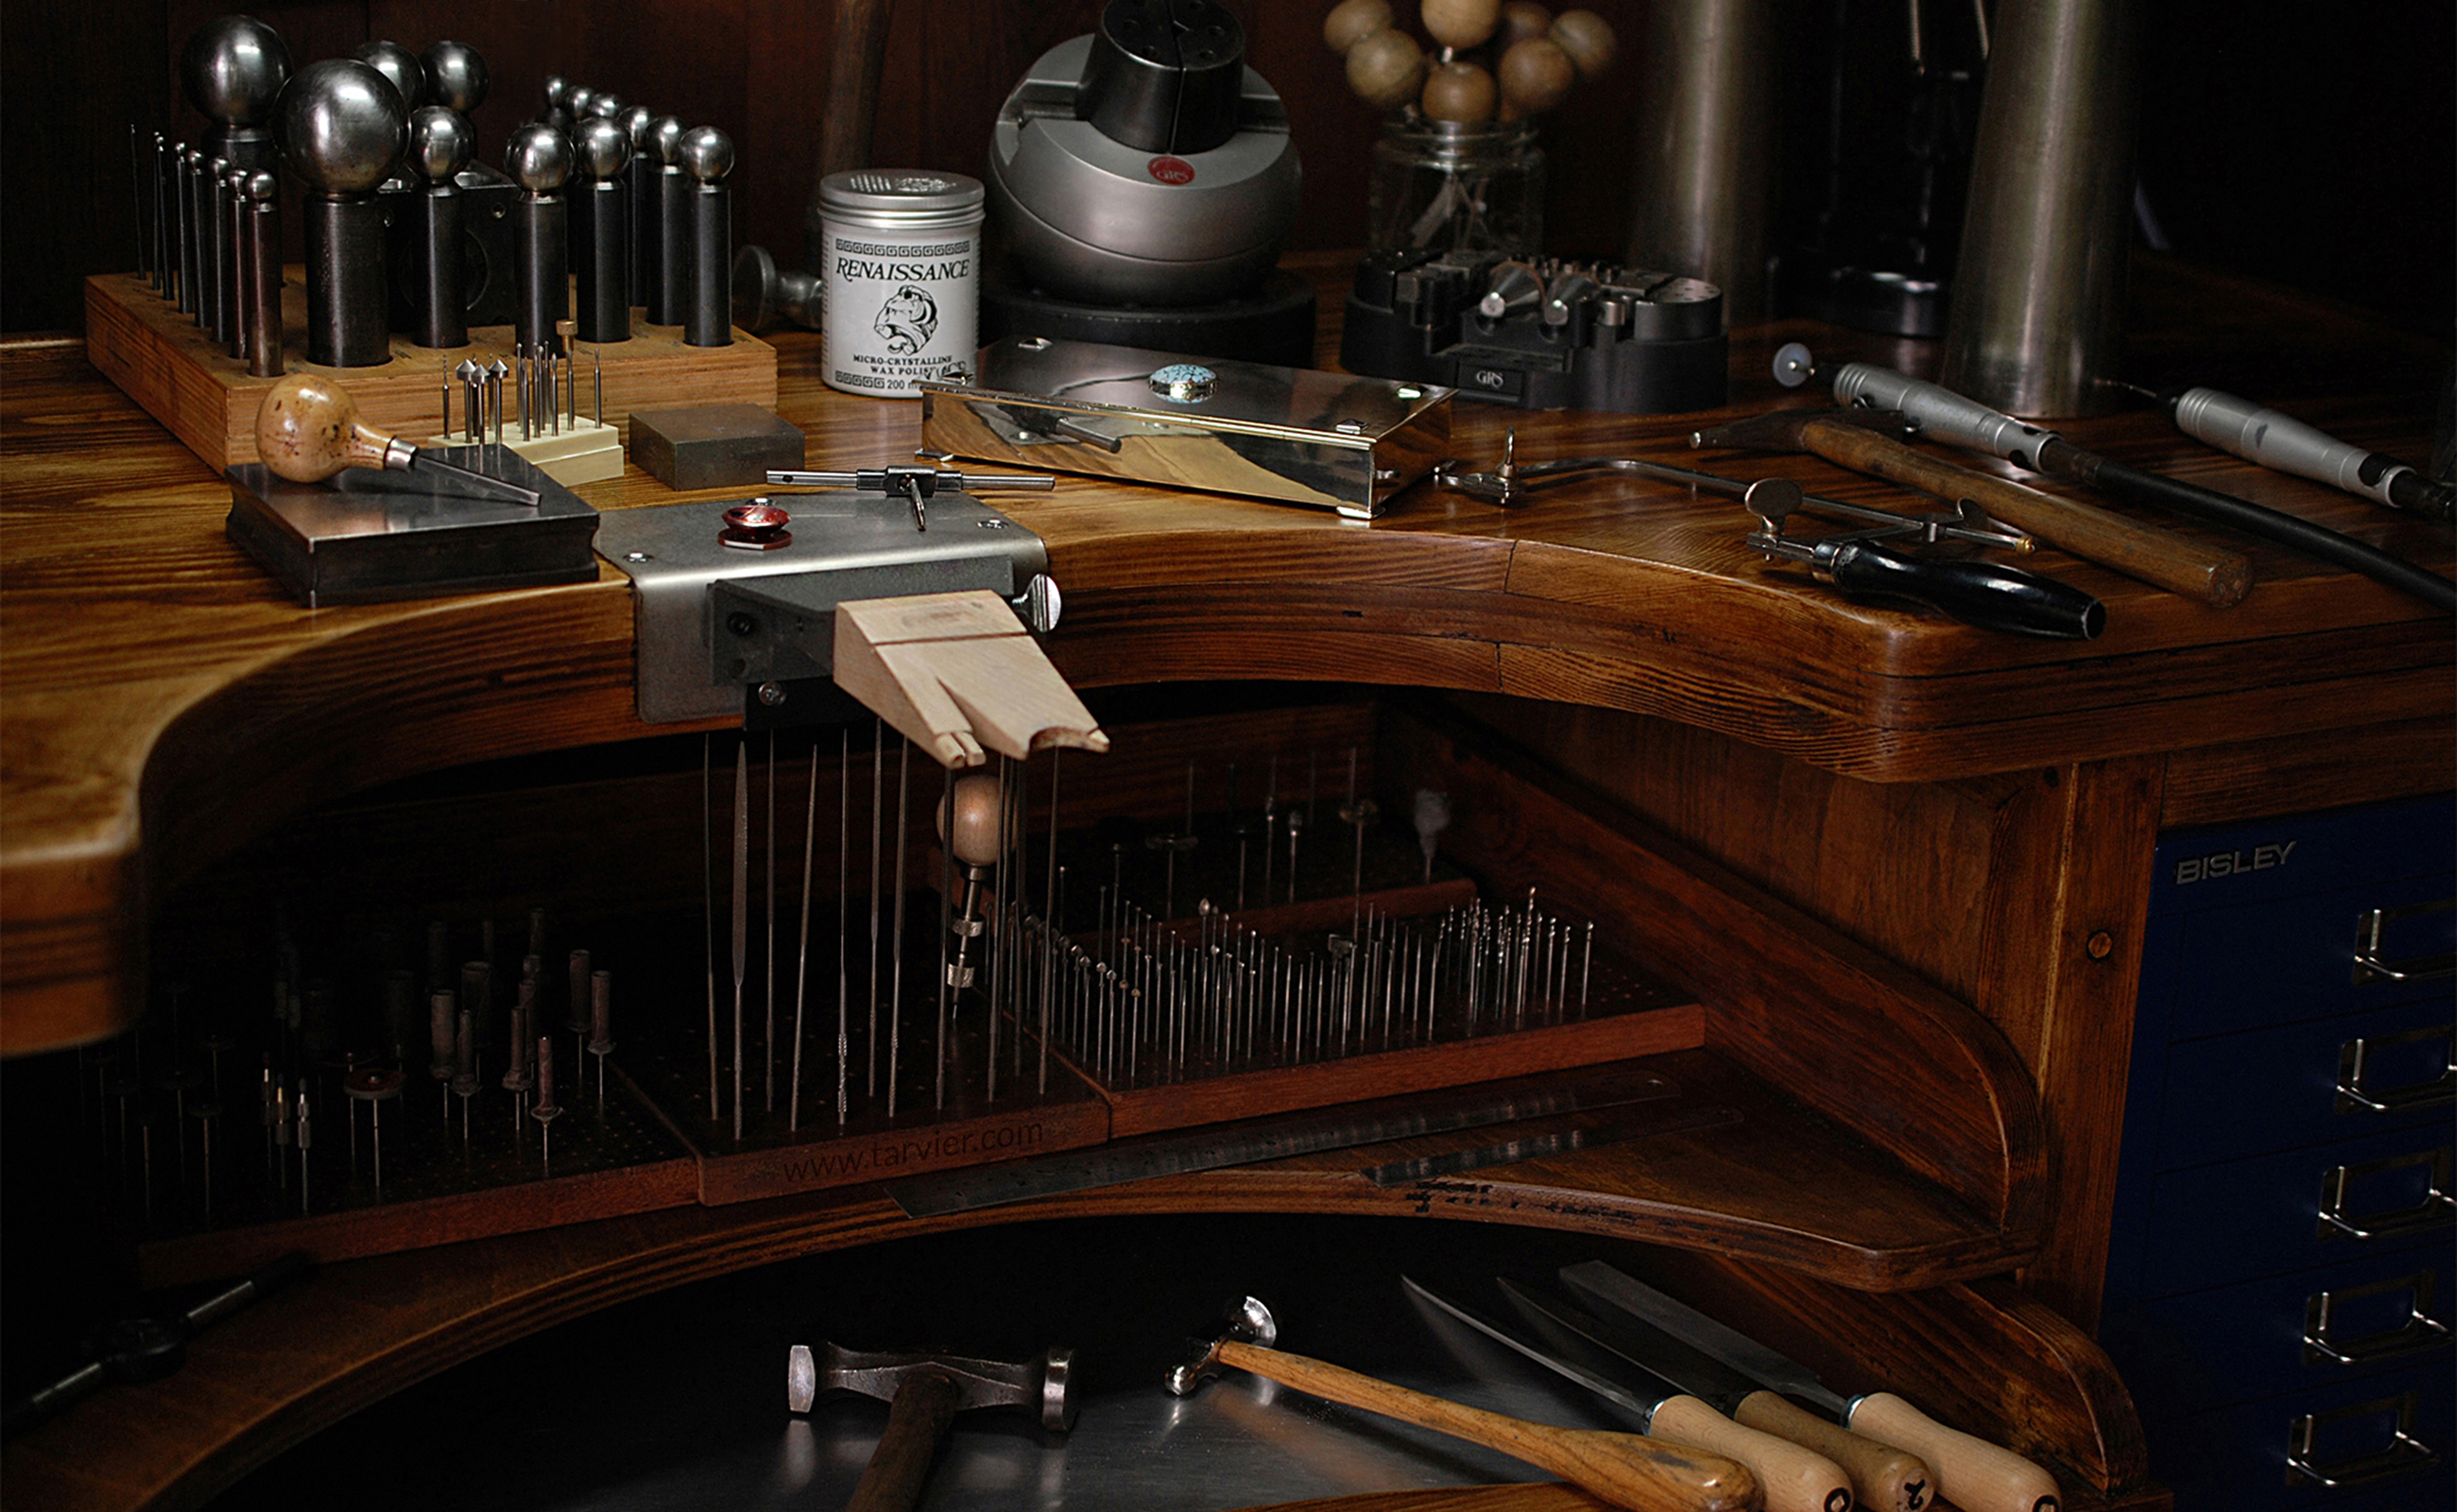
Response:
1168,1297,1759,1512
1694,407,2253,608
787,1339,1074,1512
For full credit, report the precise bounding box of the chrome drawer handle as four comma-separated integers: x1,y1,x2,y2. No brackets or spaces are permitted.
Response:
2305,1269,2453,1366
2285,1391,2442,1486
2351,897,2456,985
2336,1023,2457,1114
2316,1146,2455,1241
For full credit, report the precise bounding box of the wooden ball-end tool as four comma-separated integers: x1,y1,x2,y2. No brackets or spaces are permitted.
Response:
1166,1297,1761,1512
254,373,541,507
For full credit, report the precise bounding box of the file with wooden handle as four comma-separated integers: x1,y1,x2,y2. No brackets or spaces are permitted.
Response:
1845,1393,2062,1512
1475,1278,1857,1512
1558,1262,2062,1512
1729,1390,1936,1512
1403,1277,1847,1512
1497,1275,1929,1512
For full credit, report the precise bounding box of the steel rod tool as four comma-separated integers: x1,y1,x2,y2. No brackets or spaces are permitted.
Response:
1559,1261,2063,1512
1169,1297,1759,1512
885,1066,1677,1216
1405,1277,1853,1512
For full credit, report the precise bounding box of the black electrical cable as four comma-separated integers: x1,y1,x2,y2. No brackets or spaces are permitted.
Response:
2036,439,2457,614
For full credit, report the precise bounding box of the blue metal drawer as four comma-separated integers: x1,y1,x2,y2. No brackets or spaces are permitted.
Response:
2161,878,2454,1040
2156,997,2455,1170
2140,1125,2453,1298
2103,1252,2452,1417
2151,797,2457,913
2141,1358,2453,1512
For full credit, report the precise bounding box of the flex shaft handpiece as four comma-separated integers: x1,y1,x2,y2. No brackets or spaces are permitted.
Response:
1830,365,2457,614
2164,387,2455,525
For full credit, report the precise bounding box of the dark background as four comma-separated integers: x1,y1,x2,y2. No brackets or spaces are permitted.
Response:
3,0,2449,341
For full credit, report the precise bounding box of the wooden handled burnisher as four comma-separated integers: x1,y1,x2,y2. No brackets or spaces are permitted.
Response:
253,373,540,506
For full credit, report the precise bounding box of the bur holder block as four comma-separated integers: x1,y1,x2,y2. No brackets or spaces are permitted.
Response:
627,404,804,490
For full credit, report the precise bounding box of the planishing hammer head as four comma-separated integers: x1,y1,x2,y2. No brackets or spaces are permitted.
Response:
1164,1295,1279,1397
786,1340,1076,1432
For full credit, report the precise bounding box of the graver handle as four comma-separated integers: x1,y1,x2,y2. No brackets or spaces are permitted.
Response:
1735,1389,1936,1512
1847,1391,2061,1512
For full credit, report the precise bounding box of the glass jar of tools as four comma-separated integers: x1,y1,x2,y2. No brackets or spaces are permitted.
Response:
1366,117,1545,257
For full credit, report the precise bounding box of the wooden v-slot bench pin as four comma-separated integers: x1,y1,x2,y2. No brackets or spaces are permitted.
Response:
833,590,1109,766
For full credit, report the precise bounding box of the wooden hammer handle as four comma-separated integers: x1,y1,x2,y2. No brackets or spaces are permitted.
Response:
1797,416,2252,608
1649,1395,1851,1512
844,1366,962,1512
1214,1340,1760,1512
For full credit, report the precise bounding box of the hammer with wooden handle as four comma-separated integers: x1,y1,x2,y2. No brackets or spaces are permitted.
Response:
1692,407,2250,608
1166,1297,1761,1512
787,1338,1074,1512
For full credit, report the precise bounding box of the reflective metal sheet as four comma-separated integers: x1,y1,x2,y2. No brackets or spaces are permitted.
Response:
919,337,1453,519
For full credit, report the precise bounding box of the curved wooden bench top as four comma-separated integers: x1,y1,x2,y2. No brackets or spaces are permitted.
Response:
5,257,2449,1056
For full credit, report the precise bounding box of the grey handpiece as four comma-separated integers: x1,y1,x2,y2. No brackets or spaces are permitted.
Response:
2172,387,2453,521
1830,365,2061,469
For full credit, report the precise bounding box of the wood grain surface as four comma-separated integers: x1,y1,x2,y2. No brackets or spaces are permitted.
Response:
9,254,2450,1055
1211,1340,1762,1512
1,1045,2043,1512
0,251,2428,1512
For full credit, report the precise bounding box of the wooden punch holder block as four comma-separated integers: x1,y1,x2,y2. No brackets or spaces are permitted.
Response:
84,269,777,476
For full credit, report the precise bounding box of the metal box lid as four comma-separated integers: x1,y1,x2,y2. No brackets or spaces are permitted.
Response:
919,336,1452,519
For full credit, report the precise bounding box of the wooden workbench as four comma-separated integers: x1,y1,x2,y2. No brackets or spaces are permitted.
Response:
2,252,2448,1510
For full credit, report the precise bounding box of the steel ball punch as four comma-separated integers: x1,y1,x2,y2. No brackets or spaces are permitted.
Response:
278,58,408,368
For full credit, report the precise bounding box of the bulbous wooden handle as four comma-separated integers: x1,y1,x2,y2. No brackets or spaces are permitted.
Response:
1847,1391,2061,1512
1650,1394,1850,1512
254,373,395,484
